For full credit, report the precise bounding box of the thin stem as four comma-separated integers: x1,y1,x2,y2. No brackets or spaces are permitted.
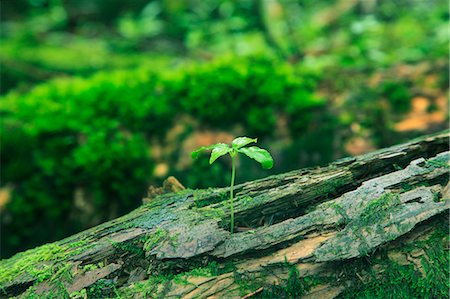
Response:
230,155,236,234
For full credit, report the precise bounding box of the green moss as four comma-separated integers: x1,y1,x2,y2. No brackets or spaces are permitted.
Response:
118,275,172,298
239,196,254,207
125,203,180,231
0,243,62,285
285,215,449,299
86,279,119,299
78,262,104,273
284,266,308,297
425,159,450,169
111,240,145,258
143,228,168,253
254,265,311,298
339,258,446,299
330,203,350,225
69,289,88,299
117,261,236,298
184,261,235,278
359,193,400,225
66,238,94,250
194,206,226,220
338,215,449,298
232,271,262,296
6,261,75,298
109,227,172,258
0,237,94,297
0,238,89,287
314,177,350,201
340,260,418,298
431,190,442,202
193,189,229,208
329,193,401,257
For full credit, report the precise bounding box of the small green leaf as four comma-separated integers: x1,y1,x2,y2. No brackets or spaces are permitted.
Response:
232,137,257,149
191,145,216,159
191,143,228,159
209,144,231,164
238,146,274,169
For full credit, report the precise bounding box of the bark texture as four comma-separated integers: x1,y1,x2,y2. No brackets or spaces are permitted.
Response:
1,131,449,299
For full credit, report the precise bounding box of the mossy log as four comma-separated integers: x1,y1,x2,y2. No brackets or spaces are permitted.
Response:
1,131,449,298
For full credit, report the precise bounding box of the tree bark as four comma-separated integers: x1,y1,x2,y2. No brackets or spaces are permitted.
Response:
1,131,449,299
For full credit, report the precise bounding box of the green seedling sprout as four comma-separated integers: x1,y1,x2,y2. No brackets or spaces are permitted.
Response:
191,137,274,233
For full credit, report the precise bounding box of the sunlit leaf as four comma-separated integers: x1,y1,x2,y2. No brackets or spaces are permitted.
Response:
207,144,230,164
238,146,273,169
232,137,257,149
191,144,223,159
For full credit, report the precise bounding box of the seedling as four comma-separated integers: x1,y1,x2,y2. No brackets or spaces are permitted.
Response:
191,137,274,233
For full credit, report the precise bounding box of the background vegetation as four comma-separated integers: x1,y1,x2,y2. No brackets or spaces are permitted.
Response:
1,0,448,258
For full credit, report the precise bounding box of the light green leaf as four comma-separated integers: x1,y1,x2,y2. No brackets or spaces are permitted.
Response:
191,145,216,159
209,144,231,164
191,143,228,159
238,146,274,169
232,137,257,149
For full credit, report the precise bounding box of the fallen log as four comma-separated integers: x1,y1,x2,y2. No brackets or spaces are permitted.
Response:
1,131,449,298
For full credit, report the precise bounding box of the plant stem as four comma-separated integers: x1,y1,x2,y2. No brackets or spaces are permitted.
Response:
230,155,236,233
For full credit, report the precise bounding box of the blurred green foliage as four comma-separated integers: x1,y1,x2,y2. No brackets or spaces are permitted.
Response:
0,0,448,259
1,56,327,257
0,35,174,94
2,0,447,93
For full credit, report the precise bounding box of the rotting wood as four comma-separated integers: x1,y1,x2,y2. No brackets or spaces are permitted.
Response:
1,131,448,298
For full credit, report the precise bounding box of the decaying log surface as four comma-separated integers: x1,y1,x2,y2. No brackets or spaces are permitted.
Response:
1,131,449,298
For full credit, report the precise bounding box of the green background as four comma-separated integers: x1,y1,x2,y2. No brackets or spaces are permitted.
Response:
1,0,448,258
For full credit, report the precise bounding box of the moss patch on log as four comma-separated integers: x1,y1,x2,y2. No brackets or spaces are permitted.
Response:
338,214,449,298
0,238,91,290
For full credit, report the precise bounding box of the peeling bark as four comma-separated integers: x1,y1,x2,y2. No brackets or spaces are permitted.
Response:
1,131,449,298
